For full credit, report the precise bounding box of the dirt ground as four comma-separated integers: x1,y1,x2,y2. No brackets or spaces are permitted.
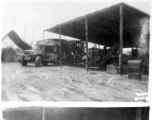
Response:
2,63,149,102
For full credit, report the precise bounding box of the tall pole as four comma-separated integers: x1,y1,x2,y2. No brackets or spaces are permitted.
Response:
84,17,88,70
31,27,35,48
43,30,45,41
119,4,123,74
24,25,25,41
59,24,62,66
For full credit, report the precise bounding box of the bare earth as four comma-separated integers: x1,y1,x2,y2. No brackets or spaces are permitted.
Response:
2,63,148,102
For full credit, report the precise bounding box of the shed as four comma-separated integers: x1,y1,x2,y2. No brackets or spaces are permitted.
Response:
44,2,150,72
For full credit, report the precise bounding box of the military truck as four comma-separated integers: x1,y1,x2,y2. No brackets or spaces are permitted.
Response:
20,39,68,67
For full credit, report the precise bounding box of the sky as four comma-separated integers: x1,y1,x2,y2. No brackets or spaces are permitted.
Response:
1,1,150,48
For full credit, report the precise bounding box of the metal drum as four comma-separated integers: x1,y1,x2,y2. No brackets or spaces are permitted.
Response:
128,60,142,80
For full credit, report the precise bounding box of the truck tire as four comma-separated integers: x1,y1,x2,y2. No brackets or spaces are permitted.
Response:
35,56,42,67
42,61,48,66
21,59,28,66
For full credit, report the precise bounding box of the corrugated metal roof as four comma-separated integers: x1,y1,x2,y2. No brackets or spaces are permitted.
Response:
45,3,150,48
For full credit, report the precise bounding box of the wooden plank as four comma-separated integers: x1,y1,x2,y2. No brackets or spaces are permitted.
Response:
119,4,123,74
84,17,89,70
89,67,99,71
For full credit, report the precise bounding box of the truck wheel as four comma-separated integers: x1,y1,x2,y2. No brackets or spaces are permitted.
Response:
21,59,28,66
35,56,42,67
42,61,48,66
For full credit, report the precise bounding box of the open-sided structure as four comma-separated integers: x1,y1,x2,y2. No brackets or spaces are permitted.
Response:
44,3,150,73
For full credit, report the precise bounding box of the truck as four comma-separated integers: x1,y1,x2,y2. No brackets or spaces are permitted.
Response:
20,39,68,67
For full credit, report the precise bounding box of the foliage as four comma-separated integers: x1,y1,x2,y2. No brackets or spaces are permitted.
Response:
2,47,17,62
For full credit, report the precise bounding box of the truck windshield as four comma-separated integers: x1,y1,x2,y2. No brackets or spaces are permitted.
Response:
33,45,45,50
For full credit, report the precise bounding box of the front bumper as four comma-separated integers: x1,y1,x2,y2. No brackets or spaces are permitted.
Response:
22,55,36,61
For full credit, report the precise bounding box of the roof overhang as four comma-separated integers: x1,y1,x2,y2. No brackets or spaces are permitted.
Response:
45,3,150,48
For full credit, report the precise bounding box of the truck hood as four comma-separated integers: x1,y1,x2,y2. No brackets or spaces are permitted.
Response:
24,49,42,55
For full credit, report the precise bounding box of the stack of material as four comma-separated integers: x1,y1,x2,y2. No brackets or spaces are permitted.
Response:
128,60,142,80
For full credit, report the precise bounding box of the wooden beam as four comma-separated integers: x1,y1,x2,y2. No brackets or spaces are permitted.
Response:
119,4,123,74
59,24,62,66
84,17,89,70
136,108,142,120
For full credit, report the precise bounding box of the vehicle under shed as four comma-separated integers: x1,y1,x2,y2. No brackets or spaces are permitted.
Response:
44,2,150,80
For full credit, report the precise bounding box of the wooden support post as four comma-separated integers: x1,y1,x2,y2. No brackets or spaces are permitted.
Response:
42,108,46,120
136,108,142,120
59,25,62,66
84,17,88,70
119,4,123,74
